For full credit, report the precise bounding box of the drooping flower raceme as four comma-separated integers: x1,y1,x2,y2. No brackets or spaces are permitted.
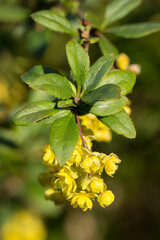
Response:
39,136,121,211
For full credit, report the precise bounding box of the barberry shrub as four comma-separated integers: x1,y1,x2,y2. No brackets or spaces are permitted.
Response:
13,0,160,210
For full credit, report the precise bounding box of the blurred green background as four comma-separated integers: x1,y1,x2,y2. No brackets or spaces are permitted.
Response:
0,0,160,239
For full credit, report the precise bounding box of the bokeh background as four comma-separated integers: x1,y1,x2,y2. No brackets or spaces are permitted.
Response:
0,0,160,239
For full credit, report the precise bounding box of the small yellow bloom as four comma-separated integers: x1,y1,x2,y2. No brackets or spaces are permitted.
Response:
98,190,114,208
45,188,64,205
1,210,47,240
42,144,55,166
70,191,95,211
81,177,92,190
116,53,130,70
93,127,112,142
80,154,102,174
57,165,79,179
78,136,93,149
89,177,106,194
54,173,77,195
102,153,121,177
66,149,82,167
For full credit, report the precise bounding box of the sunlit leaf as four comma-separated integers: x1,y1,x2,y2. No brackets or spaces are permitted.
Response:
31,10,77,34
90,96,127,116
97,70,136,96
13,101,56,126
100,109,136,138
103,0,142,27
82,84,120,105
82,54,114,94
107,22,160,38
50,112,79,165
66,40,90,91
22,65,59,85
30,73,74,99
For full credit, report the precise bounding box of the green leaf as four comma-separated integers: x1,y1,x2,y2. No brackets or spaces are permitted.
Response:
31,10,76,35
82,54,114,94
13,101,56,126
50,112,79,165
0,6,29,23
100,109,136,138
103,0,142,28
82,84,120,105
107,22,160,38
97,70,136,96
90,96,127,116
22,65,59,85
37,110,71,124
66,40,90,91
30,73,74,99
99,37,118,57
58,99,76,108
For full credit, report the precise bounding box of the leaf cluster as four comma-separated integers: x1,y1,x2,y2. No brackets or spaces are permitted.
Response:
31,0,160,57
13,40,136,165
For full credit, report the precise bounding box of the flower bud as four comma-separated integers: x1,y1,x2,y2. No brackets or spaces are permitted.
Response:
98,190,114,208
116,53,130,70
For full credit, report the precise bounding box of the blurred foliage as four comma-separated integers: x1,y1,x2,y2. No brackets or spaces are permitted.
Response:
0,0,160,240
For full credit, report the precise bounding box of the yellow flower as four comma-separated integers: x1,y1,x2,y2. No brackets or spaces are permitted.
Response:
81,177,91,190
80,153,102,174
45,188,64,205
102,153,121,177
80,114,112,142
78,135,93,149
57,165,79,179
1,210,47,240
98,190,114,208
54,173,77,195
93,126,112,142
42,144,55,166
40,143,121,211
89,177,106,194
116,53,130,70
70,191,95,211
66,149,82,167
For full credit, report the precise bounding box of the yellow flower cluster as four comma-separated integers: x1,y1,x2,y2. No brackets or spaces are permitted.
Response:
39,137,121,211
1,210,47,240
80,114,112,142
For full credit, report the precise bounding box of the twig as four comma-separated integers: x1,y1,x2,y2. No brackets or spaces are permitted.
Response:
75,110,90,150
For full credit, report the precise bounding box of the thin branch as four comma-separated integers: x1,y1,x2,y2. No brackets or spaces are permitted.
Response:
75,110,90,151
